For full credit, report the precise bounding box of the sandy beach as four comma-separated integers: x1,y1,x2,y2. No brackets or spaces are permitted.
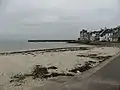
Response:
0,45,119,90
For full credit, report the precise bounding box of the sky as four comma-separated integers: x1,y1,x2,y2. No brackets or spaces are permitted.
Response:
0,0,119,40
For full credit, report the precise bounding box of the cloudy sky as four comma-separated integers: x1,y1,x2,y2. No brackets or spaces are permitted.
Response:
0,0,119,40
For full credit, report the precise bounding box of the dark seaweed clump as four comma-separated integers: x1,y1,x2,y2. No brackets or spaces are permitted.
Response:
69,61,93,73
48,66,58,69
77,54,112,61
10,65,74,86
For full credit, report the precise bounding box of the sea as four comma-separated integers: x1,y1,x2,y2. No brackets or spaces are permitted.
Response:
0,40,78,52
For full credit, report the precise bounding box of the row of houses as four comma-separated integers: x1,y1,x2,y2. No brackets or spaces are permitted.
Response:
79,26,120,42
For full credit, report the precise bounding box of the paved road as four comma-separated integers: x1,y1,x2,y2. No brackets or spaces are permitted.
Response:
61,54,120,90
32,55,120,90
86,54,120,90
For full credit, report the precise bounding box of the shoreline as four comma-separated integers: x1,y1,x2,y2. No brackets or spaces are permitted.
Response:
0,46,92,55
0,41,119,55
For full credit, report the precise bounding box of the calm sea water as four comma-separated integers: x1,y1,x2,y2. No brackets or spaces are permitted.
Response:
0,40,78,52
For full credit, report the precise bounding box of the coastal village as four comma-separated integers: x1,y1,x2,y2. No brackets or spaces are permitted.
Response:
79,26,120,42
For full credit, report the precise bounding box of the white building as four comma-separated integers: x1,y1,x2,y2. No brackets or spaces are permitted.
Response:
99,29,113,42
80,29,89,41
90,30,104,41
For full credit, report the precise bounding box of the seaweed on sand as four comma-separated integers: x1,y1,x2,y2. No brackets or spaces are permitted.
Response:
10,65,74,86
42,72,74,79
31,65,49,79
88,61,96,64
92,56,112,60
77,54,112,61
77,54,98,57
69,56,112,74
69,61,92,73
48,66,58,69
31,65,74,79
10,73,26,86
9,65,49,86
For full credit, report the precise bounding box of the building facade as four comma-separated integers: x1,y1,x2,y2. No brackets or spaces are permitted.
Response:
80,29,90,41
80,26,120,42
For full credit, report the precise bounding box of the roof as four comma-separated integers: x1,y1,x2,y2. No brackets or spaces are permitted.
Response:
89,30,104,36
100,29,113,37
80,29,87,33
